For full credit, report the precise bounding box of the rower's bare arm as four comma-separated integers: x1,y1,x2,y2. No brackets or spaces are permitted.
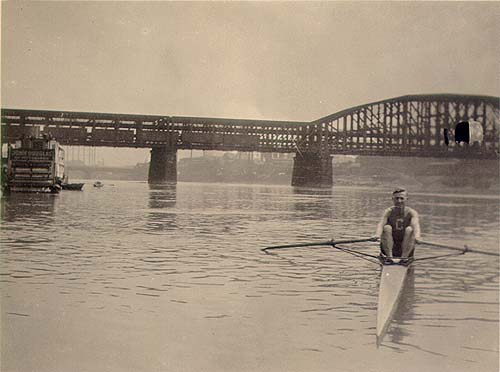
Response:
411,210,422,242
373,209,390,239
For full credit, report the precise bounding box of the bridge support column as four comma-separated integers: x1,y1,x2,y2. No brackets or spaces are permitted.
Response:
148,146,177,183
291,152,333,188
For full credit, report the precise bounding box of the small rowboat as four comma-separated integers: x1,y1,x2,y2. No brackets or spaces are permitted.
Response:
61,182,84,191
376,258,412,344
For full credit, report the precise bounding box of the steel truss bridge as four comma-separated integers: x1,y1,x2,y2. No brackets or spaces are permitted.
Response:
2,94,499,159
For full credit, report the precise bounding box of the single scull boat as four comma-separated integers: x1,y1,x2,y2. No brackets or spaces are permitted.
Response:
376,258,412,344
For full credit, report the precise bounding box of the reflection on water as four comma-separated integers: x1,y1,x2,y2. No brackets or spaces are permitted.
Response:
1,192,57,223
146,183,177,231
292,187,333,197
148,183,177,209
1,193,58,257
291,188,334,220
0,182,498,372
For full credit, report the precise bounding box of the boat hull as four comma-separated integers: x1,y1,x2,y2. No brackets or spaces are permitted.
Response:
376,262,410,344
61,183,84,191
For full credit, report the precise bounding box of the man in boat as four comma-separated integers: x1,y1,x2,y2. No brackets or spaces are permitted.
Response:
372,188,421,264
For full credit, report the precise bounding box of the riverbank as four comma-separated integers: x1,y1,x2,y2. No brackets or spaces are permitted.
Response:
65,155,500,193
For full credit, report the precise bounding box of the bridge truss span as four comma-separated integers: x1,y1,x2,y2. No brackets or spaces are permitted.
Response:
1,109,307,153
308,94,499,158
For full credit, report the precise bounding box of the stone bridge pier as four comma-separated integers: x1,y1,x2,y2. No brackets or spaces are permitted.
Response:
291,151,333,188
148,145,177,183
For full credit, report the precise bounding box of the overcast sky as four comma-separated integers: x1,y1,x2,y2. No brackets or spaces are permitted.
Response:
2,1,499,165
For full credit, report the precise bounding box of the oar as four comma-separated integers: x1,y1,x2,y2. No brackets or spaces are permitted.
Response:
418,240,499,257
262,237,376,252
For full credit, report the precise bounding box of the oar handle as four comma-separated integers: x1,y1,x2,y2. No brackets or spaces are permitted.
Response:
419,240,499,257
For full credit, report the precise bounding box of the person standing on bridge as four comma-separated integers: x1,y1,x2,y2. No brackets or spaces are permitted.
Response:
372,188,421,264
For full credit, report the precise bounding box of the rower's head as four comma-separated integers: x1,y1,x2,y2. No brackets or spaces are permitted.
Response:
392,188,408,208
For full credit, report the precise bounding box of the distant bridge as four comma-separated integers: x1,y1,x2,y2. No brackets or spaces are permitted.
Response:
2,94,499,186
1,108,307,152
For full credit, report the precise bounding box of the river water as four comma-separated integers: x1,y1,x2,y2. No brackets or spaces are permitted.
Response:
1,181,498,372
